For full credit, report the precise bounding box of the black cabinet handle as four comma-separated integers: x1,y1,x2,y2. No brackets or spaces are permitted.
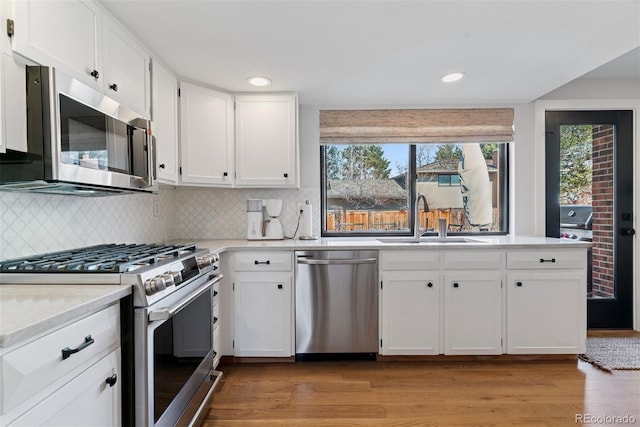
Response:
159,163,166,169
109,83,118,91
254,260,271,265
62,335,95,360
105,374,117,387
277,284,283,289
223,172,228,177
213,316,218,324
516,281,523,287
90,69,99,79
427,282,433,288
453,282,459,288
283,173,288,178
539,258,556,263
213,290,218,297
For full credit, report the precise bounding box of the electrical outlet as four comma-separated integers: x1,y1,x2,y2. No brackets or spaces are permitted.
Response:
153,199,160,217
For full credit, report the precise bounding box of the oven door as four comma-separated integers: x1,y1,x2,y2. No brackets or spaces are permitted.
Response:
135,273,222,427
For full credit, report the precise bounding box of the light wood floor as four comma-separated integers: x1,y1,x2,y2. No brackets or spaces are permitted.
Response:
204,333,640,427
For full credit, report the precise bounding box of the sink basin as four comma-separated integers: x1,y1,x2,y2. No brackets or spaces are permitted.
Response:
377,237,488,244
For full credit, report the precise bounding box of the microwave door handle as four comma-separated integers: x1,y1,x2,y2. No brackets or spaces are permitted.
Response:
149,134,157,182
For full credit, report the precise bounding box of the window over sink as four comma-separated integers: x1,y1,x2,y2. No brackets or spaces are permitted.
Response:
320,142,509,236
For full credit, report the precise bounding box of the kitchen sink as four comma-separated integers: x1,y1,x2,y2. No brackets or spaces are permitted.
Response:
376,237,489,244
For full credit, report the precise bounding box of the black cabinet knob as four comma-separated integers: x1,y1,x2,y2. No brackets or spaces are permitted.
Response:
105,374,117,387
277,284,283,289
223,172,228,177
516,281,523,287
109,83,118,91
159,163,166,169
90,69,99,79
427,282,433,288
453,282,459,288
283,173,288,178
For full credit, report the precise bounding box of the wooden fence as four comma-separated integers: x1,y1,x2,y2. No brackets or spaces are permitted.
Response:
326,209,500,232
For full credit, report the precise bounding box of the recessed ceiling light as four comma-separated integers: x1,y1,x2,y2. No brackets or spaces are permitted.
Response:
442,72,466,83
247,76,272,87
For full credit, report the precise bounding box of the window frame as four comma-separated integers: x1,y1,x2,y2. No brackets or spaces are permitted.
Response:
320,144,510,237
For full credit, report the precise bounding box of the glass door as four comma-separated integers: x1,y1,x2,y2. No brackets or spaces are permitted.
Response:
545,110,634,329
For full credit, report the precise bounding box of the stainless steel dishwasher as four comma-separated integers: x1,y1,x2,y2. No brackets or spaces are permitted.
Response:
295,250,378,360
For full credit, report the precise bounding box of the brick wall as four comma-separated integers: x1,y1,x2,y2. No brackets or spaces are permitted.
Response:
591,125,615,298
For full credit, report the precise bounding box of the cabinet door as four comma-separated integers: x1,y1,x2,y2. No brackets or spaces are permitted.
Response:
179,82,234,186
8,350,121,427
443,271,503,355
235,94,298,188
1,52,27,153
151,60,179,183
381,271,441,355
233,272,292,357
507,271,586,354
12,0,102,90
102,17,150,117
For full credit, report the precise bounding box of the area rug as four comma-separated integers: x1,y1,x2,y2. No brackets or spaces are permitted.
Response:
578,337,640,372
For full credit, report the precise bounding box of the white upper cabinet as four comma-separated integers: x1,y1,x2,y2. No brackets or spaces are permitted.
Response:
10,0,151,117
179,82,234,186
234,93,298,188
151,60,179,184
11,0,102,91
102,16,150,117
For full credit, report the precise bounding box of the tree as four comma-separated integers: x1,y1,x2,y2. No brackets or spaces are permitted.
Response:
434,144,462,161
416,145,435,167
326,145,390,180
560,125,592,204
480,143,498,159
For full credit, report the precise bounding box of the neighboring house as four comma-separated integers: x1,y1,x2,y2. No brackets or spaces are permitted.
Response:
392,156,499,210
326,179,407,211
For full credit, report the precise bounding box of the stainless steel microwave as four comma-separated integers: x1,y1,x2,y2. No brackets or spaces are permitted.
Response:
0,66,157,196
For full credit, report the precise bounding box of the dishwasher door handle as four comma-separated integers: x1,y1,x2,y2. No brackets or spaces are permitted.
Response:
296,258,377,265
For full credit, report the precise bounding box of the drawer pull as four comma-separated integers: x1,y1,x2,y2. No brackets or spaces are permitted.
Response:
254,260,271,265
105,374,118,387
62,335,95,360
539,258,556,263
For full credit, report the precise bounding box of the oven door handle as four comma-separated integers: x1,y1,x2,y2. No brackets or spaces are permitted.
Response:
148,274,222,322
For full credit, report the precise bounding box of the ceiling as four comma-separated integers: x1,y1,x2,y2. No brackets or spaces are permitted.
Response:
100,0,640,106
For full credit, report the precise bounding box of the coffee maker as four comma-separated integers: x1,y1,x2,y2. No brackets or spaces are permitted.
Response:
246,199,284,240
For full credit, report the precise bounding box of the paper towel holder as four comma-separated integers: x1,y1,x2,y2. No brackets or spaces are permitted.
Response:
299,200,319,240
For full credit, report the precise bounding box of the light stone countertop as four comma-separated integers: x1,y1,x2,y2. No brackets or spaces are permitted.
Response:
171,235,592,254
0,284,131,349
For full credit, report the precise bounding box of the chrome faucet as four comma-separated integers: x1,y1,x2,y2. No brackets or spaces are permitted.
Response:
413,194,429,239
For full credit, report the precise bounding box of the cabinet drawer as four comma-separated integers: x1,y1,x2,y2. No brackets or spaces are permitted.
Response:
234,252,292,271
381,250,440,271
443,250,504,270
507,249,587,270
2,304,120,415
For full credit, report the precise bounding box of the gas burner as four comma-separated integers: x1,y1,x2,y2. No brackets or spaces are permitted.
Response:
0,243,199,273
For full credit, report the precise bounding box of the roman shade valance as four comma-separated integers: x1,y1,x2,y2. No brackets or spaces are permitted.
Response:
319,108,514,144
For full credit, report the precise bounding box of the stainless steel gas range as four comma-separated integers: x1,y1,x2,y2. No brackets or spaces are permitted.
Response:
0,243,223,427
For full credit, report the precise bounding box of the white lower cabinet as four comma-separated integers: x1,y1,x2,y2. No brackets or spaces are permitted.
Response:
380,270,441,355
233,272,293,356
443,271,504,355
0,303,121,426
506,249,587,354
233,251,294,357
8,350,121,427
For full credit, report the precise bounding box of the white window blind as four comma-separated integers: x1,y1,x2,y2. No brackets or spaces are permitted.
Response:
319,108,514,144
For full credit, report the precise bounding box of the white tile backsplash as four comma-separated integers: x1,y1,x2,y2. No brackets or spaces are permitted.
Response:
0,188,177,260
173,187,320,240
0,185,320,259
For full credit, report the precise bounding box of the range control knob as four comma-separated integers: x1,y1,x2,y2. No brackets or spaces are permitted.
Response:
144,276,167,295
170,270,183,285
161,272,176,287
196,257,212,269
